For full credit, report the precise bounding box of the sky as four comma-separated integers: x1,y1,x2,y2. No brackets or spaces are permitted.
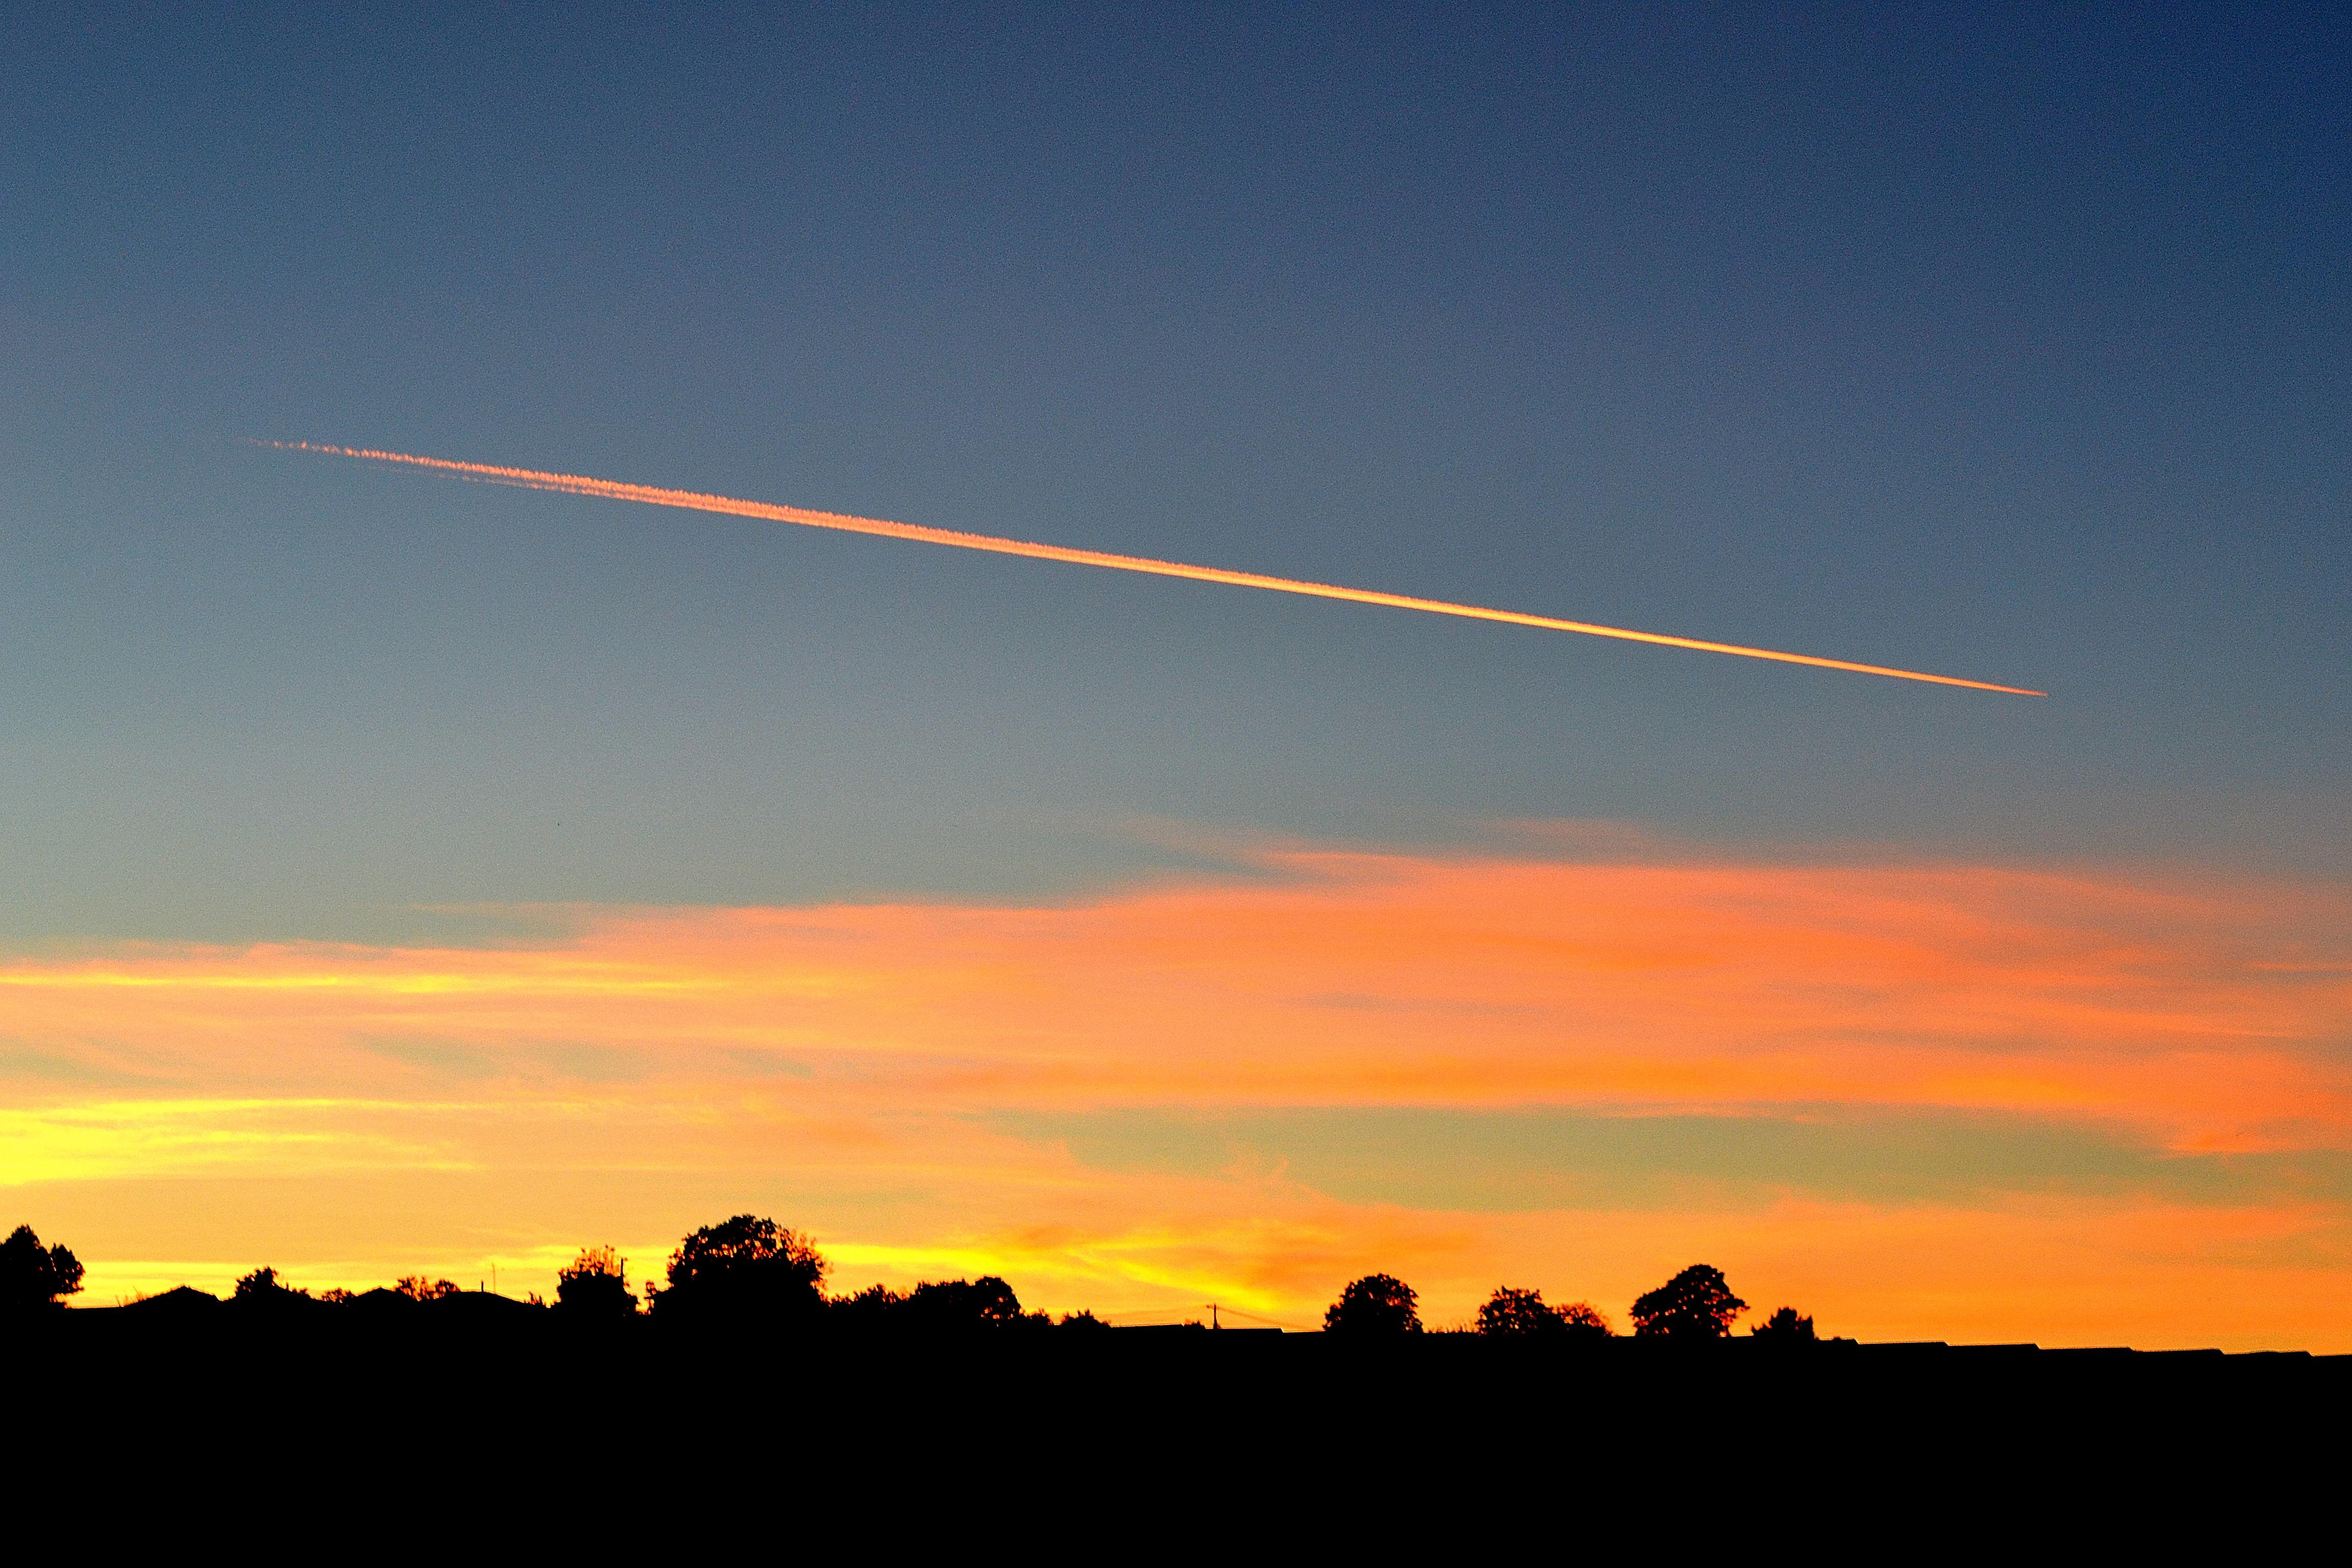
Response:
3,4,2348,1344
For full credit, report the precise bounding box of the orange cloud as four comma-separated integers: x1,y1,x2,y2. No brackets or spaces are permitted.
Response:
4,841,2347,1341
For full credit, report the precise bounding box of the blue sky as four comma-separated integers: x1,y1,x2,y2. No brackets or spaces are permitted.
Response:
3,2,2347,945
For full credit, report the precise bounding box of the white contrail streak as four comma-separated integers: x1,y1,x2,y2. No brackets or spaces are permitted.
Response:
269,442,2046,696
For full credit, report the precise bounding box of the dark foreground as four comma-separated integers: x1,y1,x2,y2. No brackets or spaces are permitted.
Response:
27,1306,2349,1431
14,1306,2345,1538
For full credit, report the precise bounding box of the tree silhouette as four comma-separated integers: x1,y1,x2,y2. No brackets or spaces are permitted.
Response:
1629,1264,1747,1338
829,1282,904,1329
1557,1300,1613,1337
831,1276,1051,1332
1324,1273,1422,1334
649,1214,827,1325
1477,1286,1569,1336
1476,1287,1614,1337
555,1246,636,1319
904,1276,1039,1331
395,1276,462,1302
1752,1306,1816,1340
0,1224,84,1312
232,1266,312,1304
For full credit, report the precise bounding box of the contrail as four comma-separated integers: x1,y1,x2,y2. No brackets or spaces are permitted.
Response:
268,442,2045,696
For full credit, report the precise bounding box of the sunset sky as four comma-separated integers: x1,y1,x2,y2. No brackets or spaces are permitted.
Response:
4,5,2348,1346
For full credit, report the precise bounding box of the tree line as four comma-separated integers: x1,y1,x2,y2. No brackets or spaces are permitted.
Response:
1329,1265,1815,1340
1,1219,1817,1340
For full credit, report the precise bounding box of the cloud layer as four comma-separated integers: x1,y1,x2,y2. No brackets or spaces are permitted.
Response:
5,837,2346,1343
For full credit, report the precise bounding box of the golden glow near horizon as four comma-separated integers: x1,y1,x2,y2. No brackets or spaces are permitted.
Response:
7,843,2347,1345
270,442,2047,696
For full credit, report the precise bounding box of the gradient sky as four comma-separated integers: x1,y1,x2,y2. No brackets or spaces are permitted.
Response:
4,4,2349,1343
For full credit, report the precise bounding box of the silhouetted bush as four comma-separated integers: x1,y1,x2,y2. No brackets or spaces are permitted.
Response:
231,1267,314,1307
1472,1288,1611,1337
829,1277,1090,1332
1752,1306,1816,1340
1477,1286,1569,1336
649,1214,827,1326
555,1246,637,1320
1630,1264,1747,1339
0,1225,83,1312
1324,1273,1422,1334
828,1282,903,1330
1558,1301,1612,1336
395,1276,462,1302
905,1276,1025,1331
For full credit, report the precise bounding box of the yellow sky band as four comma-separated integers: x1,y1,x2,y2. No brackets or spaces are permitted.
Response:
272,442,2046,696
